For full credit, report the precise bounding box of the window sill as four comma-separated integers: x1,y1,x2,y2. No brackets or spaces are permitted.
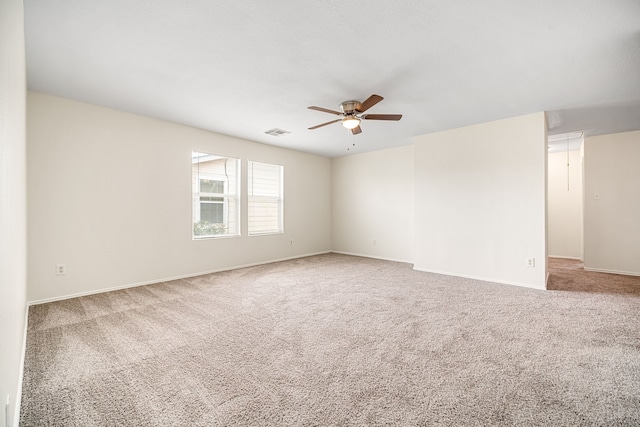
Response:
248,231,284,237
192,234,241,241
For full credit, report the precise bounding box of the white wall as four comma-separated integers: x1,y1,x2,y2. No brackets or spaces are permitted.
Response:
584,130,640,275
27,92,332,302
413,113,547,289
547,149,583,259
332,145,414,263
0,0,27,425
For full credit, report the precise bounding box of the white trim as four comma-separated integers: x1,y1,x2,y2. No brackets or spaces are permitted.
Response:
330,250,413,265
546,271,550,290
583,267,640,277
248,230,285,237
27,251,331,306
192,232,241,241
14,305,29,427
548,255,582,260
412,265,547,291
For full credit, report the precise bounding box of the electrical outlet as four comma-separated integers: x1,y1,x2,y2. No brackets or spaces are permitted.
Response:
289,240,294,246
373,239,377,246
526,258,535,268
56,264,66,275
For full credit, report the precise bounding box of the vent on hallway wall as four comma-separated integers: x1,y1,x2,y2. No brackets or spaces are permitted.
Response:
264,128,291,137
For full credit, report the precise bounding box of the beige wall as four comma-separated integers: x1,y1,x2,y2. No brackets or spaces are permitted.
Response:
0,0,28,424
27,92,332,302
331,113,549,290
584,130,640,275
547,149,583,259
331,145,414,263
413,113,548,289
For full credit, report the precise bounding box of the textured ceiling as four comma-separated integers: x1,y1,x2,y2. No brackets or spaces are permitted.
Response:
24,0,640,158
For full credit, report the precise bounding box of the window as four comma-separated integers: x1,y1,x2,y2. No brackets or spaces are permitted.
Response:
248,161,283,235
192,152,240,238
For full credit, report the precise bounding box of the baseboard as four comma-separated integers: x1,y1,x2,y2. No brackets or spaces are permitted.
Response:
583,267,640,277
412,266,546,291
13,304,29,427
548,255,582,260
28,251,331,306
330,251,413,265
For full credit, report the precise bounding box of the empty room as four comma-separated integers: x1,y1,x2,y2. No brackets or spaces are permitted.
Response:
2,0,640,426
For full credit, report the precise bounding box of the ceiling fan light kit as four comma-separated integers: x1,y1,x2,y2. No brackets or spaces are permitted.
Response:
342,116,360,129
308,94,402,135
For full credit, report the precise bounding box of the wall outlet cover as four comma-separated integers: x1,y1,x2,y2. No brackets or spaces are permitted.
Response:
56,264,66,275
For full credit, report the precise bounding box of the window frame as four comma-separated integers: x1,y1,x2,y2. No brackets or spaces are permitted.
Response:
192,152,241,239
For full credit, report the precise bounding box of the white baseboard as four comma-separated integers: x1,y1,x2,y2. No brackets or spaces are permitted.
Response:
13,304,29,427
583,267,640,277
330,251,413,265
412,265,546,291
28,251,331,306
548,255,582,260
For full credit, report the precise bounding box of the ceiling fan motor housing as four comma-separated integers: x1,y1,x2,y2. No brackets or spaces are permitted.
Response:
340,100,360,114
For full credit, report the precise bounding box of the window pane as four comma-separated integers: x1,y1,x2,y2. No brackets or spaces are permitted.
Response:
200,202,223,224
200,179,224,194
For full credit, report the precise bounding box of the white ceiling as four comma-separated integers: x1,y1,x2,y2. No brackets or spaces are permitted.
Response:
24,0,640,158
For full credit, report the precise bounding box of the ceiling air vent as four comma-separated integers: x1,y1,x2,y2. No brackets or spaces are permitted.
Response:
264,128,291,137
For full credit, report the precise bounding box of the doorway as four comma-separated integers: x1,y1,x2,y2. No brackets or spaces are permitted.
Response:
547,131,584,261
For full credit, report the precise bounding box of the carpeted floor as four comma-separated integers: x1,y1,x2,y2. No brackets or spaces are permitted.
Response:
20,254,640,426
547,257,640,295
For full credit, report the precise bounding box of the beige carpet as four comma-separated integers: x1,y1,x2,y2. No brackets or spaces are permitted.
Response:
20,254,640,426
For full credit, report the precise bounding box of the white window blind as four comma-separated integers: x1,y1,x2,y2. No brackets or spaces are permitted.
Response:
192,152,240,238
248,161,283,235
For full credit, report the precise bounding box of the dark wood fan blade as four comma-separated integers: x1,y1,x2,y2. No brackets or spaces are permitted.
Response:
308,106,342,115
356,94,383,112
308,119,341,130
362,114,402,121
351,125,362,135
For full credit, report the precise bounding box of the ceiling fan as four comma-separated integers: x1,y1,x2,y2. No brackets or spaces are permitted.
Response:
308,94,402,135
